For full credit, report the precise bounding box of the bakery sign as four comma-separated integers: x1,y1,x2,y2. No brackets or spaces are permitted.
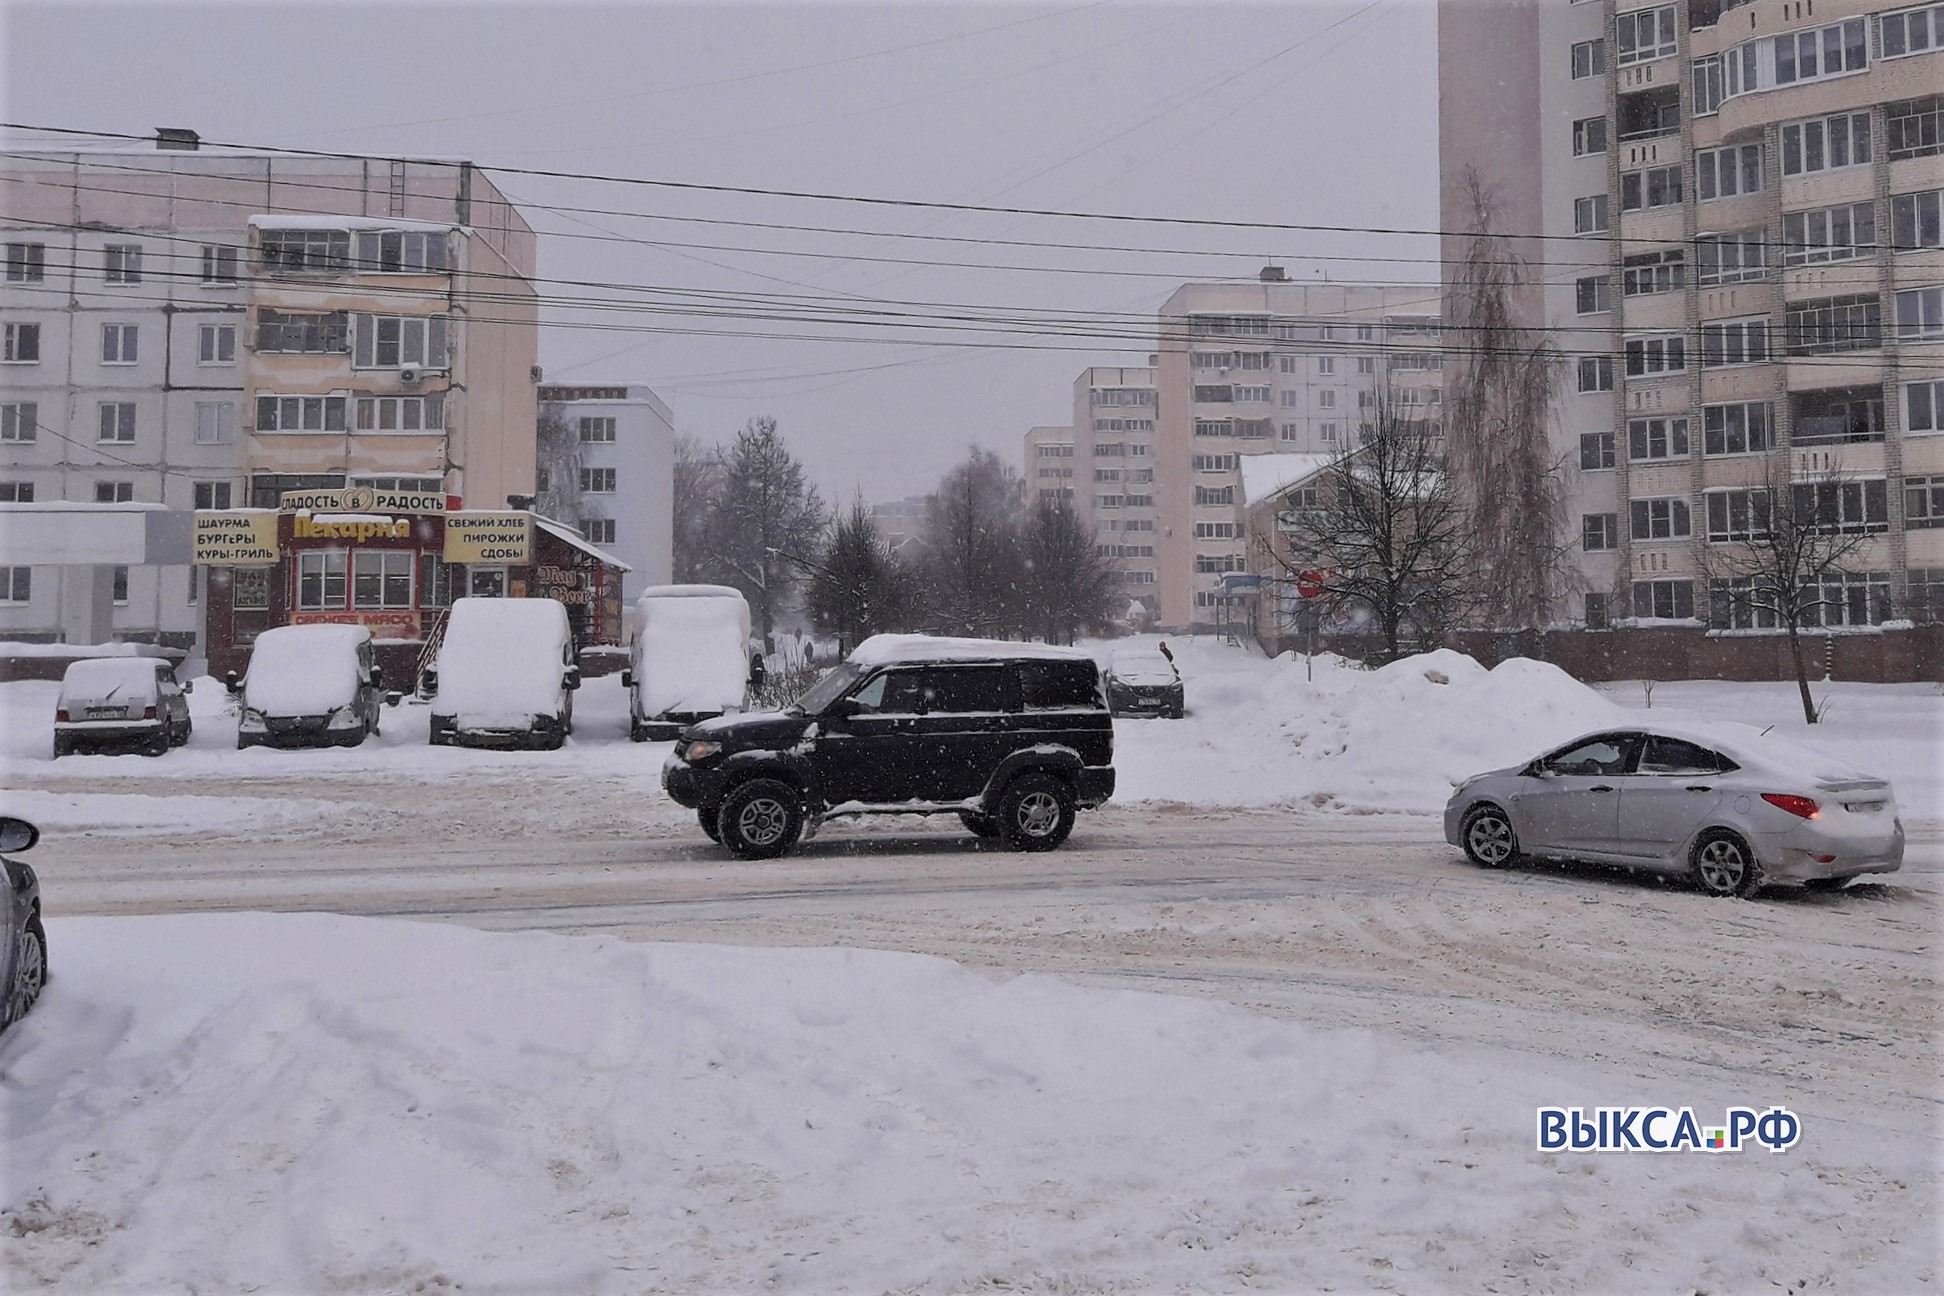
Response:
278,486,447,514
193,511,280,565
444,511,532,563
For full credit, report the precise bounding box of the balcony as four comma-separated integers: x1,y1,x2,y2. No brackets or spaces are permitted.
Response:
1791,385,1885,446
1618,86,1682,143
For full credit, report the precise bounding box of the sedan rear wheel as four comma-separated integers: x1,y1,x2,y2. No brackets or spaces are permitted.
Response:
1460,804,1518,868
6,915,46,1029
1691,829,1764,898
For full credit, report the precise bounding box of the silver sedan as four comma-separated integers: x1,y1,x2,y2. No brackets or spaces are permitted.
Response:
1443,726,1904,897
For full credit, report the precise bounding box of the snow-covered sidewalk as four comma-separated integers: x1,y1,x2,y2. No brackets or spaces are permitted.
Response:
3,913,1932,1293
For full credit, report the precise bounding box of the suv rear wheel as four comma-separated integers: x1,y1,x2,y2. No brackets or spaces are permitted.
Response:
995,773,1074,852
717,779,804,859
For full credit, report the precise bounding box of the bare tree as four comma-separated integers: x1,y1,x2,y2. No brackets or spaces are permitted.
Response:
803,498,918,657
1019,495,1117,645
920,447,1024,637
1446,168,1570,629
533,405,583,525
1702,463,1881,724
1259,391,1477,663
707,417,827,642
671,433,722,584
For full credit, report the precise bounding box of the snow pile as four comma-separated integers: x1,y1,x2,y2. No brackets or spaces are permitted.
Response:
2,915,1927,1292
55,658,162,704
0,642,158,659
631,585,750,716
432,597,570,729
241,624,367,716
0,789,344,835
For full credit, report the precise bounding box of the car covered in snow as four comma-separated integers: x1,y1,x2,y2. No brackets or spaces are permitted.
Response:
0,816,45,1035
663,634,1116,858
231,623,396,750
1104,643,1184,718
53,656,193,757
622,584,754,741
1445,725,1905,897
426,597,581,749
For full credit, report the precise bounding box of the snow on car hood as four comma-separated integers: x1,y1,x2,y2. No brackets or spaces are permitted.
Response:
434,599,570,729
243,624,367,717
57,657,161,706
633,590,750,716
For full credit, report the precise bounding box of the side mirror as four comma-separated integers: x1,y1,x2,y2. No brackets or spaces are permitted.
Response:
0,817,39,853
181,679,194,694
620,669,634,690
825,696,867,719
224,670,240,696
370,666,385,690
385,691,404,707
563,666,582,691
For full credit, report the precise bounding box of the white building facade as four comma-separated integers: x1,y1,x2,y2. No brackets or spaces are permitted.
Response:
535,383,674,599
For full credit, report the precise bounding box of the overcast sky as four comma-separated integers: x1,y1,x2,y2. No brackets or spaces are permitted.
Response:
4,1,1439,504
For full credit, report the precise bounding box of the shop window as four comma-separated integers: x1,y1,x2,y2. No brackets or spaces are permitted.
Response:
298,551,348,609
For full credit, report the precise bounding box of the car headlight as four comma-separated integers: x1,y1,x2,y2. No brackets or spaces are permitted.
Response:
683,740,723,763
327,705,362,729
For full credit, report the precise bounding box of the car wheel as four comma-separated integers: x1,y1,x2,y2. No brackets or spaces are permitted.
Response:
235,732,255,751
629,720,648,743
1691,829,1764,898
699,807,722,843
717,779,803,859
144,731,170,757
342,727,366,748
51,736,69,760
1460,804,1519,868
996,773,1075,852
958,810,999,840
6,914,46,1030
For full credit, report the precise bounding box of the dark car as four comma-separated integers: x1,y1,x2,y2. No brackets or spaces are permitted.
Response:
663,635,1116,858
1105,645,1184,719
0,817,46,1035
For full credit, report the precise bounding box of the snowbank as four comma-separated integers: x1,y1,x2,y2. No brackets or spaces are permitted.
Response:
242,624,367,716
0,788,344,835
2,914,1927,1293
432,598,570,729
631,585,749,716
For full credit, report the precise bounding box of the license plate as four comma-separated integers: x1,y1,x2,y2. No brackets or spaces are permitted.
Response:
86,707,124,719
1844,801,1883,813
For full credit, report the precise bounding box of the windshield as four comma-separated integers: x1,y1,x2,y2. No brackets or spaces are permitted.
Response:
788,661,865,715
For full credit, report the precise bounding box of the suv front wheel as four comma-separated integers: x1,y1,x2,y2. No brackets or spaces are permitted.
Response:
995,773,1075,852
717,779,804,859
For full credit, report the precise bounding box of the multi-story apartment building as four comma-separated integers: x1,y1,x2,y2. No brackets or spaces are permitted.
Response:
1023,425,1076,506
1440,0,1944,633
535,383,674,599
0,130,539,646
1149,278,1446,631
1068,368,1160,611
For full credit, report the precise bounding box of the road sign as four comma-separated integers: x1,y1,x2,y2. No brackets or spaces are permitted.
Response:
1295,570,1326,599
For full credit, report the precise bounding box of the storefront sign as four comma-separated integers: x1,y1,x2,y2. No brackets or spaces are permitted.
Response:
292,515,411,542
193,511,280,565
445,512,532,564
279,486,447,514
534,563,594,604
291,609,423,639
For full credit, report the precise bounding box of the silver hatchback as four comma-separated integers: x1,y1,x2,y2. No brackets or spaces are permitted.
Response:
1444,726,1904,897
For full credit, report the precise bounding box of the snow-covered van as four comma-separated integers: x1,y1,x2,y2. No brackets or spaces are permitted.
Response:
53,656,193,758
231,623,394,750
427,597,581,749
622,584,753,741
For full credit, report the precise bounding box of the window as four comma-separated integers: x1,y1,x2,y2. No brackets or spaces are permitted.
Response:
1233,385,1270,403
1895,286,1944,340
1319,421,1339,442
298,551,348,609
1357,356,1374,375
1630,497,1692,541
1780,111,1872,176
1877,3,1944,59
1315,390,1336,409
200,245,238,284
1695,143,1761,200
1709,576,1780,630
1906,476,1944,527
1194,486,1234,506
0,483,32,502
1622,250,1685,296
1915,569,1944,623
418,554,454,608
1193,419,1231,437
5,242,44,282
1571,38,1606,79
1702,402,1772,455
1723,21,1867,98
1793,479,1889,533
355,395,444,431
1795,387,1885,444
1192,454,1237,471
578,416,616,443
1892,189,1943,253
1094,442,1125,457
1700,317,1769,367
194,401,237,445
192,481,233,510
1628,417,1690,461
1091,386,1155,405
1909,379,1944,433
1692,54,1723,116
354,230,449,274
352,550,414,609
1584,592,1610,629
1799,571,1891,627
1785,295,1880,354
256,394,349,433
0,563,33,605
1,402,36,442
1194,385,1232,403
256,310,349,354
351,314,450,370
1575,276,1611,314
1887,96,1943,160
1582,513,1618,551
1094,469,1122,483
1580,430,1616,469
582,518,616,544
103,243,142,283
4,322,40,362
232,567,270,610
94,481,133,503
1578,355,1614,393
581,467,616,492
1574,194,1610,234
97,402,135,442
1783,203,1876,265
1632,579,1695,620
1278,390,1301,408
198,323,236,364
1316,356,1335,375
1194,554,1243,573
100,323,138,365
1624,334,1685,376
1640,736,1733,775
260,229,350,274
1193,522,1238,539
1617,5,1677,64
1705,488,1772,542
1620,165,1683,212
1573,116,1608,156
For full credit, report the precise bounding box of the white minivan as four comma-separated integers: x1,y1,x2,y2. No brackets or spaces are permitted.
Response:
427,597,580,749
622,584,753,741
231,623,396,750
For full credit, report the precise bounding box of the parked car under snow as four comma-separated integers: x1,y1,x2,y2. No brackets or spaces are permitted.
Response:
426,597,580,750
53,657,192,757
231,623,396,750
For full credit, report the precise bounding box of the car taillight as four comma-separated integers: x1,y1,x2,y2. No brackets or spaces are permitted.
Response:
56,709,69,723
1762,793,1819,820
143,706,157,720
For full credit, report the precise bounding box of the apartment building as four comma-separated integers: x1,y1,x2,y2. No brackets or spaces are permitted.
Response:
0,130,540,645
1147,279,1445,631
1024,424,1076,507
535,383,674,599
1439,0,1944,633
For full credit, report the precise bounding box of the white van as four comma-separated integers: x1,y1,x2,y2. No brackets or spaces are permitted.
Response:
427,597,580,749
622,584,753,741
53,657,193,758
231,623,395,750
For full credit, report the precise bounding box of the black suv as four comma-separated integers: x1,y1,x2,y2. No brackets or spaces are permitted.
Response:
662,637,1115,858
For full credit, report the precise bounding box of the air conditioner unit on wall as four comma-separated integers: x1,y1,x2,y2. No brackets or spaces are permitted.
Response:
399,365,421,384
